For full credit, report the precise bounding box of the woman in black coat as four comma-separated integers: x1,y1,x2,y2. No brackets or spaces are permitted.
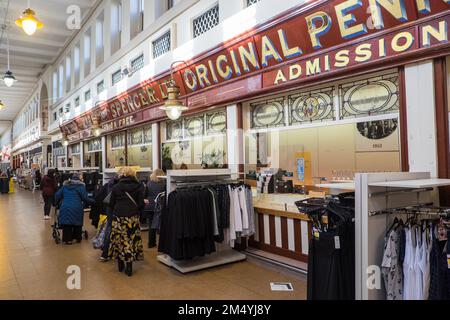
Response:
144,169,166,248
108,167,145,276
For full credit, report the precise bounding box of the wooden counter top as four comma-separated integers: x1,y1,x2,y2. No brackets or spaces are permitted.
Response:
252,193,311,220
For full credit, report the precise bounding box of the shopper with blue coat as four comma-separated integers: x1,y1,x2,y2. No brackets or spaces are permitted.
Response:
55,172,95,245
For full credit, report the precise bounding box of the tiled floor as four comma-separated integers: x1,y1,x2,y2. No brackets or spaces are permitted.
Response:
0,188,306,300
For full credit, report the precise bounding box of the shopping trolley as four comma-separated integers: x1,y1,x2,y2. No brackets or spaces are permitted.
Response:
51,206,89,244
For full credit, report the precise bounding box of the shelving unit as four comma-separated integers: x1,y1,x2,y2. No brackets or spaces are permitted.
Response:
315,182,355,194
102,167,152,184
355,172,450,300
157,169,246,274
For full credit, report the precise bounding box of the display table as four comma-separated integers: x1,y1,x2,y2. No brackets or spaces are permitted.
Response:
249,193,312,264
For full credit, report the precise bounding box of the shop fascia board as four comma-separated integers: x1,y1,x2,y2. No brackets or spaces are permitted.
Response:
49,0,200,112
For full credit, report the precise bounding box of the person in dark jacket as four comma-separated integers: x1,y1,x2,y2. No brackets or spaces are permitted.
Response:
0,171,9,194
55,173,94,245
109,167,145,276
41,169,58,220
99,175,119,262
144,169,166,248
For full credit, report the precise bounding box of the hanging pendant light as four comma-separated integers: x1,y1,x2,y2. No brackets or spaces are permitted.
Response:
159,61,188,121
92,116,103,137
3,32,17,88
15,1,43,36
0,100,5,110
61,133,69,147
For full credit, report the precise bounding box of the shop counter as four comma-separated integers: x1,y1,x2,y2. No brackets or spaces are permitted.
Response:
249,193,313,263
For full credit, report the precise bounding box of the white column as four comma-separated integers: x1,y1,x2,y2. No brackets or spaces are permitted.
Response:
80,141,85,169
226,104,243,175
90,23,97,74
144,0,157,29
103,0,112,61
121,0,131,47
405,60,438,177
70,49,75,92
101,136,106,172
79,34,85,81
152,123,160,170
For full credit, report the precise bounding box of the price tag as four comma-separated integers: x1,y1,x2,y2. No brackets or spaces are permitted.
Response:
313,228,320,239
334,236,341,249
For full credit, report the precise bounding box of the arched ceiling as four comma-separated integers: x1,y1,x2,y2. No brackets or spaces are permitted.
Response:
0,0,100,136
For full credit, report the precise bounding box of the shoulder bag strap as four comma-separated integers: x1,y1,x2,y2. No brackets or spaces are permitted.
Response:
125,191,138,208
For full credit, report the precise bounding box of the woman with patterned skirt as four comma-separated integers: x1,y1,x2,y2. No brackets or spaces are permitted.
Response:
108,167,145,276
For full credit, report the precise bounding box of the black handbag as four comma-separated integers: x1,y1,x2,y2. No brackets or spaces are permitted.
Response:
103,192,112,206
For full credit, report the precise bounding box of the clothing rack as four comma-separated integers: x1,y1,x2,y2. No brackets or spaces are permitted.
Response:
157,169,246,274
355,172,450,300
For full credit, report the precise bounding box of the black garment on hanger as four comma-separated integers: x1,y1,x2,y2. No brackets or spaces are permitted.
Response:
299,194,355,300
429,229,450,300
158,188,216,260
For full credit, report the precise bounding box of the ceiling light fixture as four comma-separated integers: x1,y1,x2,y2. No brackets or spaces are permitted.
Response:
92,116,103,137
0,100,5,110
15,1,43,36
159,61,188,121
61,133,69,147
3,32,17,88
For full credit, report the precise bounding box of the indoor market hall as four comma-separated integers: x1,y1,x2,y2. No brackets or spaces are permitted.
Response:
0,187,306,300
0,0,449,305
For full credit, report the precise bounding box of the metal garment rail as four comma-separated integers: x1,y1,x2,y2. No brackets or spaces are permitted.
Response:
157,169,247,273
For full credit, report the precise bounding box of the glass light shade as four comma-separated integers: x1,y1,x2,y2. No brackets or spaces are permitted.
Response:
15,9,44,36
22,19,37,36
0,101,5,110
3,71,17,87
62,139,69,147
93,127,103,137
160,81,187,120
165,107,183,121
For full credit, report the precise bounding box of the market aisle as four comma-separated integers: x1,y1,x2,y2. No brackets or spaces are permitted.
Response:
0,188,306,300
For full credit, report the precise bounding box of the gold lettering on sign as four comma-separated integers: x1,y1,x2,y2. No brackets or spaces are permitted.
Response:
369,0,409,29
216,55,233,80
289,64,302,80
208,60,219,83
335,50,350,67
355,43,372,62
392,31,415,52
305,11,332,50
139,93,149,106
261,35,283,67
324,54,330,71
379,38,387,57
146,86,159,104
278,29,302,59
238,42,260,73
274,70,287,85
306,58,321,76
335,0,367,40
422,20,448,47
195,64,211,88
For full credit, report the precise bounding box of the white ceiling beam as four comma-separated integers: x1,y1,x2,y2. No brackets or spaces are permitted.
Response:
6,32,66,48
0,53,51,64
0,44,56,57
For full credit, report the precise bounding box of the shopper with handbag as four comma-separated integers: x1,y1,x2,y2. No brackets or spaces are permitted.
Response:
144,169,166,248
99,175,119,262
108,167,145,276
